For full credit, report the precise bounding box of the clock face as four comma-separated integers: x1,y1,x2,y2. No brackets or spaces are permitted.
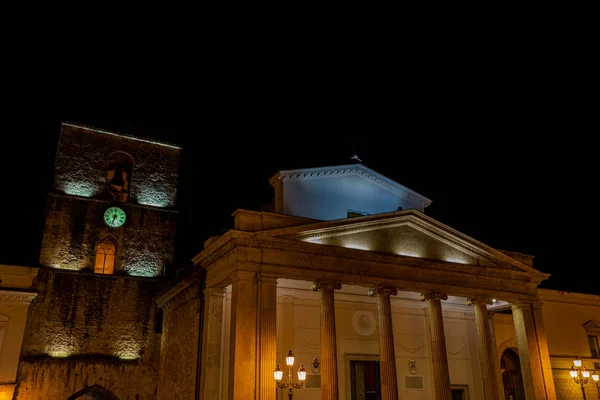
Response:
104,207,126,228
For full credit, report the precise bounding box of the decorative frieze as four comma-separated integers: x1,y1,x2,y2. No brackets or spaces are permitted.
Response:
420,291,448,301
368,286,398,297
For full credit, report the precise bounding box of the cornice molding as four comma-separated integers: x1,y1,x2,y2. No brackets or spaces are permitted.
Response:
0,290,38,305
538,288,600,306
269,164,432,208
199,234,542,286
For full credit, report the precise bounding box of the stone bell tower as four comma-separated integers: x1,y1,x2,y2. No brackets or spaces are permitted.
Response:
38,122,181,277
15,123,182,400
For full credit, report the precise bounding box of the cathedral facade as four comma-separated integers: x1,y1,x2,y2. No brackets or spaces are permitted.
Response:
0,124,599,400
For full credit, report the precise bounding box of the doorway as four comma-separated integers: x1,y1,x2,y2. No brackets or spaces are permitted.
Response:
501,348,526,400
451,385,469,400
350,360,382,400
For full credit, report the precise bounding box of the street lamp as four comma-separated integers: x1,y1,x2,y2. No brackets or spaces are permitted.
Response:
274,350,307,399
570,356,592,400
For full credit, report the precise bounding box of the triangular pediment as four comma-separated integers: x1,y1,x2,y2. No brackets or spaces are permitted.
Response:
259,209,540,274
583,320,600,334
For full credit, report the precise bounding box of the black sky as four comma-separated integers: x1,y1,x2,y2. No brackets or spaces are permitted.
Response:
2,93,597,295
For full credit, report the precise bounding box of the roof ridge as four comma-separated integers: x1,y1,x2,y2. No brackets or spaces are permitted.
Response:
61,121,182,149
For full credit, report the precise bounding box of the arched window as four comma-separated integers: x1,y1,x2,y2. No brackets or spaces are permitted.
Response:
106,152,132,203
94,238,116,275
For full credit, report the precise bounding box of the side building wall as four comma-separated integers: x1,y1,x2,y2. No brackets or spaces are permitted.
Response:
493,290,600,400
15,269,161,400
156,275,203,400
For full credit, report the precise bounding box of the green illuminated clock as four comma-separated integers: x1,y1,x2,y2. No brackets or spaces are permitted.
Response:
104,207,126,228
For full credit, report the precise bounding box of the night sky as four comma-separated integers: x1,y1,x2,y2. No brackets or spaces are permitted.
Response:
3,111,598,295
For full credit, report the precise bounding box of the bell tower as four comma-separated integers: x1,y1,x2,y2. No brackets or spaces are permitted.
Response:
15,122,182,399
39,122,181,277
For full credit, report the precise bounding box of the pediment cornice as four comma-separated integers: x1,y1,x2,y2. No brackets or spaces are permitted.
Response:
269,164,432,209
582,320,600,335
195,233,544,300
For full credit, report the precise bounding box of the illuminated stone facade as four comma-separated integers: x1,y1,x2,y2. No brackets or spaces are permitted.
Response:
156,164,599,400
12,123,181,400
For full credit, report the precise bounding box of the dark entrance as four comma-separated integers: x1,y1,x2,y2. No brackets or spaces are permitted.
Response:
350,360,381,400
501,348,526,400
67,384,120,400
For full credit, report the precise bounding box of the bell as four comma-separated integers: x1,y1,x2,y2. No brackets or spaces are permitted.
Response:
110,165,125,187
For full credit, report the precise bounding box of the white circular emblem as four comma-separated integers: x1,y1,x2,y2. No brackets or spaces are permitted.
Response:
352,310,376,336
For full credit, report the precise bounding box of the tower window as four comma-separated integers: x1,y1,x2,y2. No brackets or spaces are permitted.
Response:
106,152,132,203
590,335,600,358
94,238,116,275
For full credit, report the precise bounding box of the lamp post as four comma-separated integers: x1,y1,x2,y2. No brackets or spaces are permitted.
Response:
274,350,307,399
570,356,592,400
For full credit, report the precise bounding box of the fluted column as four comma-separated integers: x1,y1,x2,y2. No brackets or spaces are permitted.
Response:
199,287,225,400
468,297,501,400
258,274,278,400
512,302,556,400
369,287,399,400
421,291,451,400
229,271,258,400
312,280,342,400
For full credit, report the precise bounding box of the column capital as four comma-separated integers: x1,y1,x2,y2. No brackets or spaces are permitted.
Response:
466,296,493,306
368,286,398,297
230,270,256,282
420,291,448,301
256,273,279,284
311,280,342,292
510,300,535,310
203,287,225,297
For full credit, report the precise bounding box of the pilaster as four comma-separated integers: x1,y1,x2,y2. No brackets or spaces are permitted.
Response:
512,302,555,400
229,271,258,400
257,274,278,400
488,311,504,400
199,287,225,400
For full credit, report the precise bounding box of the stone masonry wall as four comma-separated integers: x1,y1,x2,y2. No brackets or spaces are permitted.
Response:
39,194,177,277
554,376,599,400
15,360,157,400
157,280,202,400
16,269,161,399
54,123,181,208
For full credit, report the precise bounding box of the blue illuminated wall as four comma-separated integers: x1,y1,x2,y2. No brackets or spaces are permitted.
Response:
271,165,431,221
